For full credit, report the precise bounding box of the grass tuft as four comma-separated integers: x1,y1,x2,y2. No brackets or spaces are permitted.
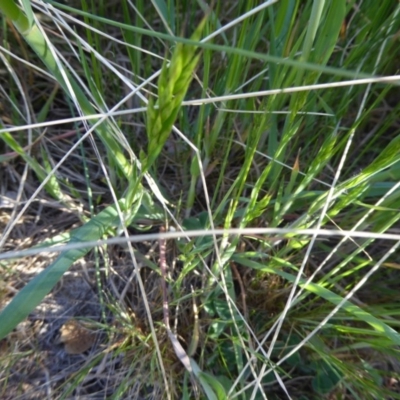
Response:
1,0,400,399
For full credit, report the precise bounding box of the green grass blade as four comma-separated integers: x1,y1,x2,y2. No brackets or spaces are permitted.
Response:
0,0,30,34
0,130,63,200
0,199,138,340
233,255,400,346
14,20,133,180
19,0,34,30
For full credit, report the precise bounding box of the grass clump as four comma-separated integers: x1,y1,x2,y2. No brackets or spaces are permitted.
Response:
0,0,400,399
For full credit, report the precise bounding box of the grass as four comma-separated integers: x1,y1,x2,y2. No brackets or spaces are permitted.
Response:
0,0,400,398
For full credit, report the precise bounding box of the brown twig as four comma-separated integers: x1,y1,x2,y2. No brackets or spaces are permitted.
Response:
159,225,170,330
159,226,194,373
230,262,249,322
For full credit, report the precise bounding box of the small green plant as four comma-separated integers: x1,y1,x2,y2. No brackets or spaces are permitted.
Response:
1,0,400,399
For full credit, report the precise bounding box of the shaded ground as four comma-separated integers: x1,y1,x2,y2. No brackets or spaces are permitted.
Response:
0,183,163,398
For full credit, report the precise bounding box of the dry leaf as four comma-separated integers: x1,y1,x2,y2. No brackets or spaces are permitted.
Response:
56,319,96,354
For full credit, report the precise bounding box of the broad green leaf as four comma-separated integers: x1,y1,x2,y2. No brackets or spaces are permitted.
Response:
189,358,227,400
198,372,228,400
312,0,346,65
